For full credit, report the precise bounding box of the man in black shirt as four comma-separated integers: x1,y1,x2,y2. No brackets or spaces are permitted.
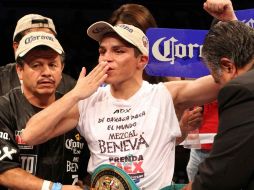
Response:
0,30,85,189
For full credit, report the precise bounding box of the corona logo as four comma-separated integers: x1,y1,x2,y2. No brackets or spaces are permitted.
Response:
151,37,203,64
25,35,54,44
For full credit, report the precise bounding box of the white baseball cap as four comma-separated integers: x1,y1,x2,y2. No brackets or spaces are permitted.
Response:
13,14,57,41
15,31,64,60
87,21,149,56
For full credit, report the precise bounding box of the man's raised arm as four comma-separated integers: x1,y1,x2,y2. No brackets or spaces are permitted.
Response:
165,75,221,111
204,0,237,21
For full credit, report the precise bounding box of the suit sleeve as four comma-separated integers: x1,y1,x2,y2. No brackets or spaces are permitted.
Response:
0,97,20,174
192,84,254,190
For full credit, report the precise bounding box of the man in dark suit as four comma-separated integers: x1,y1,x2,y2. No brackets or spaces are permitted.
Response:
183,19,254,190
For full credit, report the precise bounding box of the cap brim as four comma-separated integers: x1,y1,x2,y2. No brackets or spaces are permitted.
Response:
87,21,136,46
87,21,148,56
87,21,115,42
17,42,63,59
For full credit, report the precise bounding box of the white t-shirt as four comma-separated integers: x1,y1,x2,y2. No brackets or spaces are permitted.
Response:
77,81,181,190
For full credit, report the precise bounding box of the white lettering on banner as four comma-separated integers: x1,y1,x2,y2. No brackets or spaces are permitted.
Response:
152,37,203,64
0,146,17,161
0,132,9,140
242,18,254,28
20,155,37,174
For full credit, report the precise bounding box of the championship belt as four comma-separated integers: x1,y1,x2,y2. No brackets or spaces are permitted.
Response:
90,164,139,190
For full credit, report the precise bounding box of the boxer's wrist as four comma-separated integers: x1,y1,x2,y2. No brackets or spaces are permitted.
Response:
51,182,62,190
41,180,52,190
